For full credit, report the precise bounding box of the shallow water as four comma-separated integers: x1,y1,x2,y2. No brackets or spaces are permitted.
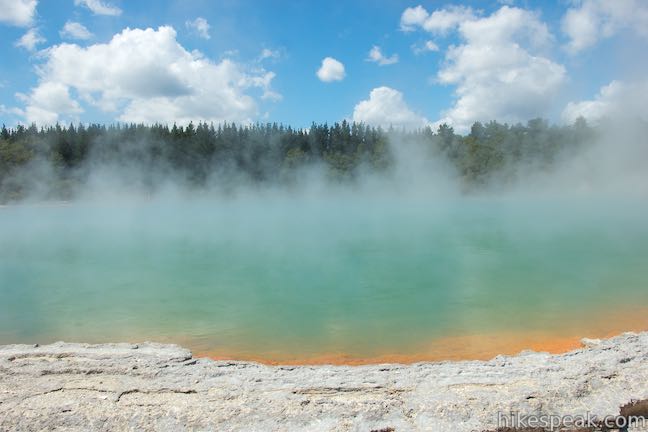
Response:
1,193,647,362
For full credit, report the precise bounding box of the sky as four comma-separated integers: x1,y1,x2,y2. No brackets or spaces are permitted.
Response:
0,0,647,132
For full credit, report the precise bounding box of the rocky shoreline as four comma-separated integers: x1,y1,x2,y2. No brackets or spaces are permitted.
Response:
1,332,647,431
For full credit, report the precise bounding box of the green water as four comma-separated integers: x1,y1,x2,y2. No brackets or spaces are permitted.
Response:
1,194,648,359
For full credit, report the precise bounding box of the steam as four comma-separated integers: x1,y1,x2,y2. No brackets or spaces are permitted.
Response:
1,115,647,205
498,118,648,198
1,116,648,356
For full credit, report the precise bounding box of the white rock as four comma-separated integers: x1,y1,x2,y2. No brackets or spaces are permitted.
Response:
1,333,647,431
581,337,602,347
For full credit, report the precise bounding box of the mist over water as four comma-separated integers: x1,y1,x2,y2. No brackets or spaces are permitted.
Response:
1,120,648,361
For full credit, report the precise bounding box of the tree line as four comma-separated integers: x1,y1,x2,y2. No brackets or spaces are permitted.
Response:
0,117,596,202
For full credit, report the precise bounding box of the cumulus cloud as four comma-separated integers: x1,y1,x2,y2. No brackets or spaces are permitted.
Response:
14,27,45,51
0,0,37,27
562,0,648,53
185,17,210,40
411,40,439,55
352,86,429,130
366,46,399,66
15,81,82,125
400,5,428,32
403,5,565,132
562,80,648,123
400,4,475,34
60,21,93,40
18,26,279,125
316,57,345,82
74,0,121,16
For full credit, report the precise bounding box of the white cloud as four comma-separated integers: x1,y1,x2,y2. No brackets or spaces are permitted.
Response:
404,5,565,132
74,0,121,16
411,40,439,55
16,81,83,125
259,48,280,61
0,104,23,118
316,57,345,82
15,27,45,51
352,86,429,130
400,4,475,34
562,0,648,53
18,26,279,125
0,0,37,27
366,46,399,66
400,5,429,32
60,21,93,40
561,4,598,53
562,80,648,123
185,17,210,40
252,71,282,101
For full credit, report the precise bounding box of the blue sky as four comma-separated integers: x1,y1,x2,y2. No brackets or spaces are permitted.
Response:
1,0,647,132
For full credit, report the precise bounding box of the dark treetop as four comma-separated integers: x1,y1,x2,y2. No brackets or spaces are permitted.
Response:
0,117,597,202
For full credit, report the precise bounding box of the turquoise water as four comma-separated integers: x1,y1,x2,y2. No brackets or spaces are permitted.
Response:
1,194,648,360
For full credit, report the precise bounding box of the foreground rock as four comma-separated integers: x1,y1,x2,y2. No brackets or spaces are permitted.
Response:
1,333,647,431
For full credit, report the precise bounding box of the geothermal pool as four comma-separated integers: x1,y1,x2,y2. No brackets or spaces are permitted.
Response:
1,194,648,363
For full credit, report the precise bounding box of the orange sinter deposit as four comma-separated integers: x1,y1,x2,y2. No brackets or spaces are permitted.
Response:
195,306,648,365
